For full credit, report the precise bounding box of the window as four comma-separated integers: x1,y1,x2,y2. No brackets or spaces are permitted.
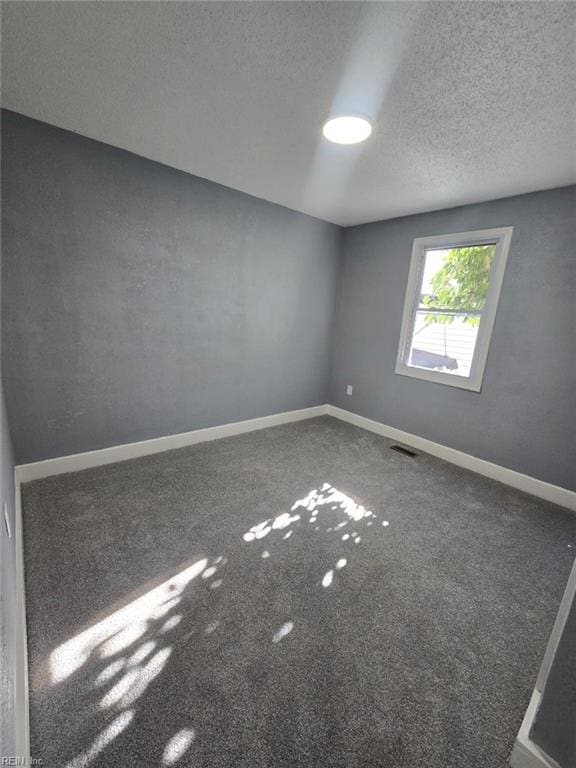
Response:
395,227,513,391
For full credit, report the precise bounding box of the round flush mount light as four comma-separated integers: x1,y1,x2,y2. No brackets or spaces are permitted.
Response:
322,115,372,145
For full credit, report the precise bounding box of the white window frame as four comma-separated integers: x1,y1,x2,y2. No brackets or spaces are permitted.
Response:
395,226,513,392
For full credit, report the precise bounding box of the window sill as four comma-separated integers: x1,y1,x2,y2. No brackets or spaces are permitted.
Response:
394,363,483,392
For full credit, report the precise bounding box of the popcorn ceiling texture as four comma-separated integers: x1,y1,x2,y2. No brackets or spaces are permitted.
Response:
2,2,575,226
22,417,576,768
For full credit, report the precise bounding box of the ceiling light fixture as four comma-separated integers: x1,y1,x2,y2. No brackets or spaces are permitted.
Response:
322,115,372,145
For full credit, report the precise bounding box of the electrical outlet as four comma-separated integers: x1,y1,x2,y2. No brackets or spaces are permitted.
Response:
346,384,353,396
4,502,11,538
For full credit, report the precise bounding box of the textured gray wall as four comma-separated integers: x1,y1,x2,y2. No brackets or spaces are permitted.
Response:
1,110,341,463
532,594,576,767
331,186,576,491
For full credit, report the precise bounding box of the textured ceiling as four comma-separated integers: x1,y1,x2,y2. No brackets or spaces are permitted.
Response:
2,1,575,226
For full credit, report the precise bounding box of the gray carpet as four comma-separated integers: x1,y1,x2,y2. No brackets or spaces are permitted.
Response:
22,416,576,768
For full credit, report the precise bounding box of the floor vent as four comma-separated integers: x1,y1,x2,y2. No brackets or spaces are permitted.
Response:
390,444,418,458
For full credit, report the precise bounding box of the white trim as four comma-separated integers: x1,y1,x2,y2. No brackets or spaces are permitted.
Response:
19,402,574,508
395,226,513,392
510,559,576,768
13,402,575,765
535,558,576,692
14,473,30,765
15,405,329,483
327,404,576,766
327,405,576,512
12,404,327,761
510,690,562,768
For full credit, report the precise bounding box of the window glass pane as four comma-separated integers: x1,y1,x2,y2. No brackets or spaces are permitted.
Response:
407,243,496,378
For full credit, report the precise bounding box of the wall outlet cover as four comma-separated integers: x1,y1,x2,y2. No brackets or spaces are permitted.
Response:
346,385,353,396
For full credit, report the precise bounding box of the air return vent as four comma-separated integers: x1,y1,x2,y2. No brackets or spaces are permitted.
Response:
390,444,418,458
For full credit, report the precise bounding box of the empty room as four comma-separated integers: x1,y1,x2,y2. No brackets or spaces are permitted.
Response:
1,2,575,767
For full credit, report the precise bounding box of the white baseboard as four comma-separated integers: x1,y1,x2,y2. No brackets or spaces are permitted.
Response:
510,690,561,768
13,403,575,765
15,404,329,483
510,558,576,768
327,405,576,513
326,405,575,768
12,403,328,760
16,403,576,508
534,557,576,693
14,475,30,765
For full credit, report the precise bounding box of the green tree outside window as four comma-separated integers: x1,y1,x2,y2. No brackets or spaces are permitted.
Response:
422,245,495,327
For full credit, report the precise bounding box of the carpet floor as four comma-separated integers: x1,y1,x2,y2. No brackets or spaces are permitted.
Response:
22,416,576,768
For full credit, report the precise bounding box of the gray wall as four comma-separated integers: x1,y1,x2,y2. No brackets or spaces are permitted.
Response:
1,110,341,463
532,594,576,767
331,186,576,491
